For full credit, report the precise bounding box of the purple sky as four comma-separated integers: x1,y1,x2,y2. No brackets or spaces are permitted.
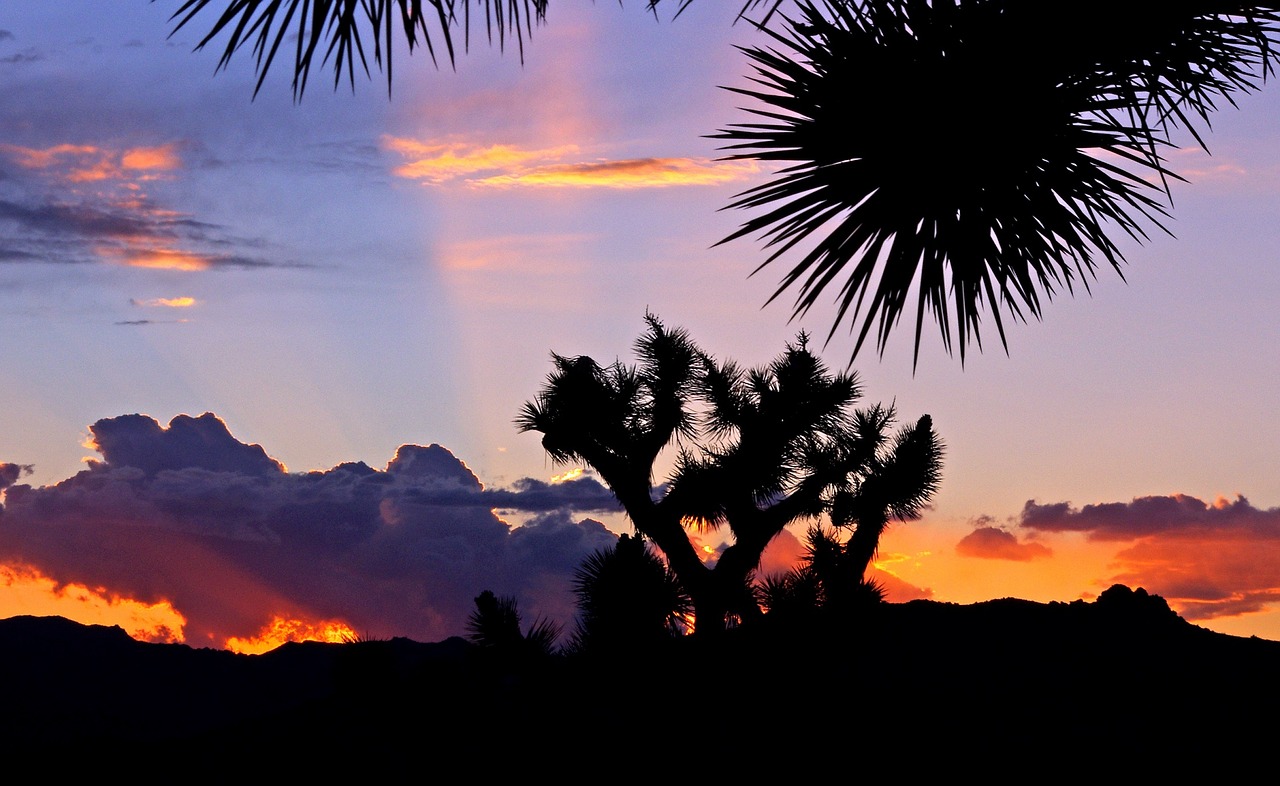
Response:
3,2,1280,646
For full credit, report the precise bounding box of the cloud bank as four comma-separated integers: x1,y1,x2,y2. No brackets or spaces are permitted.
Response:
1017,494,1280,621
0,413,623,648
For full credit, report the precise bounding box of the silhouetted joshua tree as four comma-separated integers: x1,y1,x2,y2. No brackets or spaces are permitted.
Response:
517,312,943,636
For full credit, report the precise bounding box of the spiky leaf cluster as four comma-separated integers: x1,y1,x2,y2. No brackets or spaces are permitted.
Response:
166,0,552,98
467,589,561,657
568,533,692,654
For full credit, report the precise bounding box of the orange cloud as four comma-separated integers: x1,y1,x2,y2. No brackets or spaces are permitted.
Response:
113,248,213,271
0,142,181,183
131,296,198,308
0,563,186,644
1108,535,1280,621
472,157,760,189
956,526,1053,561
382,136,757,188
0,142,99,169
121,145,181,171
383,137,580,182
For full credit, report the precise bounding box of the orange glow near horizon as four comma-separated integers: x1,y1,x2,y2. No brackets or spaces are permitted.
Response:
224,616,359,655
0,563,186,643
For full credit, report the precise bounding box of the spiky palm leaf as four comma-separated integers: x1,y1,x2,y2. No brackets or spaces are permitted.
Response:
716,0,1280,365
162,1,792,99
165,0,552,98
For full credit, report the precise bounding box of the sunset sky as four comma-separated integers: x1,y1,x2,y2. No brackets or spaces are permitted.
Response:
3,2,1280,651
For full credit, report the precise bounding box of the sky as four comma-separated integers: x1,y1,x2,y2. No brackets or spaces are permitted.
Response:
3,1,1280,651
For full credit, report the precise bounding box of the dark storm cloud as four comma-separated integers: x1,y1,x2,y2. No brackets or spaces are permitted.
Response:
86,412,285,476
0,414,619,647
0,462,32,492
1020,494,1279,541
484,476,621,513
0,198,157,238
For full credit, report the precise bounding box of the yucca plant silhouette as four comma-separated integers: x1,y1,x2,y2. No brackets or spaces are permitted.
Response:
567,533,692,655
467,589,561,658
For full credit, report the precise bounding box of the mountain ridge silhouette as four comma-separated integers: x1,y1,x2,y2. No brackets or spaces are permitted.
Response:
4,584,1276,771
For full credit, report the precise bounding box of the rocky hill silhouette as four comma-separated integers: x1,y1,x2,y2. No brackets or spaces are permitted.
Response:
4,584,1277,772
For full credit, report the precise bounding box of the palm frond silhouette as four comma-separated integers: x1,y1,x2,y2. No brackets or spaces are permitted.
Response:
716,0,1280,365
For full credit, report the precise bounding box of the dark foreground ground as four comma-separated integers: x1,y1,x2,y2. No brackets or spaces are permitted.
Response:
3,584,1277,773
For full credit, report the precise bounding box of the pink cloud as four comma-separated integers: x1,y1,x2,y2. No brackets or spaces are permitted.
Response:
956,526,1053,561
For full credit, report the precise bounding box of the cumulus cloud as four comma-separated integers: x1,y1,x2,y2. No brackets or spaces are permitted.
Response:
0,413,621,648
1020,494,1280,622
0,462,32,493
85,412,285,476
956,525,1053,561
0,143,286,269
